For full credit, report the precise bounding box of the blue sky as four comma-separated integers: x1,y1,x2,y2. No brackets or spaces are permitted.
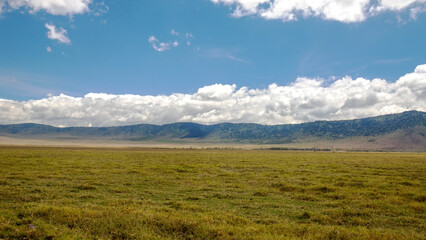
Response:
0,0,425,126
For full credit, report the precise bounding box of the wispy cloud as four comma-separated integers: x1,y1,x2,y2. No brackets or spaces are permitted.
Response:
410,5,426,19
171,29,179,36
92,1,109,17
0,72,59,98
45,23,71,44
148,30,194,52
185,32,194,46
203,48,250,63
1,64,424,127
148,35,177,52
373,58,412,65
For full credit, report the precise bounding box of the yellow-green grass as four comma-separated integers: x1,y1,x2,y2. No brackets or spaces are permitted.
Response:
0,147,424,239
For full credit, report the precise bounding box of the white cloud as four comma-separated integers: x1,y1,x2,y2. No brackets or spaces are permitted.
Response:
148,36,157,43
0,64,425,127
45,23,71,44
0,0,92,16
148,35,179,52
376,0,426,11
46,46,52,52
211,0,426,23
148,31,194,52
409,5,426,19
196,84,237,101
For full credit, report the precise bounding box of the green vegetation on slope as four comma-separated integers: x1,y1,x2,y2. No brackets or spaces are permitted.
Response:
0,147,424,239
0,111,424,146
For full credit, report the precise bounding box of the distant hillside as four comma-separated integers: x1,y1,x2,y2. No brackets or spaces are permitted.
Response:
0,111,425,150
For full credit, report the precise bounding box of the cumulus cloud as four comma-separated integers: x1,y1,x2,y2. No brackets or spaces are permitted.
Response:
45,23,71,44
0,65,425,127
0,0,91,16
46,46,52,52
211,0,426,23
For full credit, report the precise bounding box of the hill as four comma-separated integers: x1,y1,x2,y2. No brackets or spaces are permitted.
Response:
0,111,425,151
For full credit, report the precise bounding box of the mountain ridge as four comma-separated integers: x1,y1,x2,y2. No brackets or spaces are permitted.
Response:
0,111,425,150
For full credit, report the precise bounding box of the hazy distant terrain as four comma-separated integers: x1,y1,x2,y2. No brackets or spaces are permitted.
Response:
0,111,425,151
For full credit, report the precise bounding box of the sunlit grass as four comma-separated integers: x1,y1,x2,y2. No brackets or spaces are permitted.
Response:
0,147,424,239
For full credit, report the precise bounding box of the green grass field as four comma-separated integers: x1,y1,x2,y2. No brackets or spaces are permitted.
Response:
0,147,424,239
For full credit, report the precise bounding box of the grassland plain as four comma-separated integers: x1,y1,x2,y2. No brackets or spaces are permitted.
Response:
0,147,424,239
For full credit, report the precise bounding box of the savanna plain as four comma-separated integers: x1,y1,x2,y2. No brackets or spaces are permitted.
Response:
0,147,424,239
